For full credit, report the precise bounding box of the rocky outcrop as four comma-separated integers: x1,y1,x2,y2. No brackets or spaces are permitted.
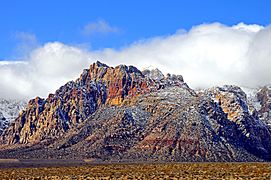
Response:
204,86,271,160
142,68,164,81
0,62,271,162
255,86,271,128
0,98,26,121
0,61,184,145
0,112,7,134
0,98,26,135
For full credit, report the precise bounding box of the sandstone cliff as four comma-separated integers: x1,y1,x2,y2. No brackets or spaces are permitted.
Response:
1,61,271,162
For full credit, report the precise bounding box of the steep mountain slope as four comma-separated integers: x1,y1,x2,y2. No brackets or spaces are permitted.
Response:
240,86,271,129
0,112,7,134
0,99,26,134
204,86,271,160
0,99,26,121
1,61,157,145
0,61,271,162
255,86,271,128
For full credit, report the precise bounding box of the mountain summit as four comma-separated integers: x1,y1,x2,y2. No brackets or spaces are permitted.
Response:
0,61,271,162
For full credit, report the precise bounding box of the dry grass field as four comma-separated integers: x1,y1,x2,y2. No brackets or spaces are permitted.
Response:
0,162,270,179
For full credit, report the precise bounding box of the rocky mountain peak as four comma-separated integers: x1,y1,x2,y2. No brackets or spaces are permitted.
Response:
257,86,271,114
0,98,26,135
142,68,164,81
85,61,143,82
0,112,6,134
1,62,183,145
1,62,271,162
205,85,251,122
253,86,271,127
95,60,109,68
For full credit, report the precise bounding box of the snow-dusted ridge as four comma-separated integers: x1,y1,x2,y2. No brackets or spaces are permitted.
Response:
0,98,26,134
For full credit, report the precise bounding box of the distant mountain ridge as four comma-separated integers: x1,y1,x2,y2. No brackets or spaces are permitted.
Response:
0,61,271,162
0,99,26,134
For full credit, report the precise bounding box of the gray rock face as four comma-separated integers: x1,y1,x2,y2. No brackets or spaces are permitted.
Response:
255,86,271,128
142,68,165,81
0,112,7,134
204,85,271,160
241,86,271,129
0,62,271,162
0,99,26,135
0,99,26,122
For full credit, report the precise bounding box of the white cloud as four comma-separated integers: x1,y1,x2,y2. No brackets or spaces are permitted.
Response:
232,22,264,33
0,43,93,99
82,19,120,36
1,22,271,99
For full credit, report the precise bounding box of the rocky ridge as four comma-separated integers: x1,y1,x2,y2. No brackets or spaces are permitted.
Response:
0,99,26,134
0,112,7,134
0,61,271,162
255,86,271,128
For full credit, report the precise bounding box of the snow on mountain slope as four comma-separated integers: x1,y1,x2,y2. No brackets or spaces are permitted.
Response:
0,98,26,134
0,112,7,134
0,98,26,122
1,62,271,161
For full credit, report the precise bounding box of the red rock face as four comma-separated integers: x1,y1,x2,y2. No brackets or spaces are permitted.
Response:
0,61,183,145
85,62,154,105
1,62,271,162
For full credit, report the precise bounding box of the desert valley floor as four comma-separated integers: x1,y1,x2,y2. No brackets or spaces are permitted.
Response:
0,160,270,179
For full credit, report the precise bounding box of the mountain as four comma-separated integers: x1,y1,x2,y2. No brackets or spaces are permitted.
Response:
0,99,26,134
254,86,271,128
0,61,271,162
240,86,271,129
0,112,7,134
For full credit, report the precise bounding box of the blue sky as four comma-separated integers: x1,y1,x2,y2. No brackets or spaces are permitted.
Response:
1,0,271,98
0,0,270,60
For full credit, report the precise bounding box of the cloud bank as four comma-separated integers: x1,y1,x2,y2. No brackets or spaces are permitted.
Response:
1,22,271,99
